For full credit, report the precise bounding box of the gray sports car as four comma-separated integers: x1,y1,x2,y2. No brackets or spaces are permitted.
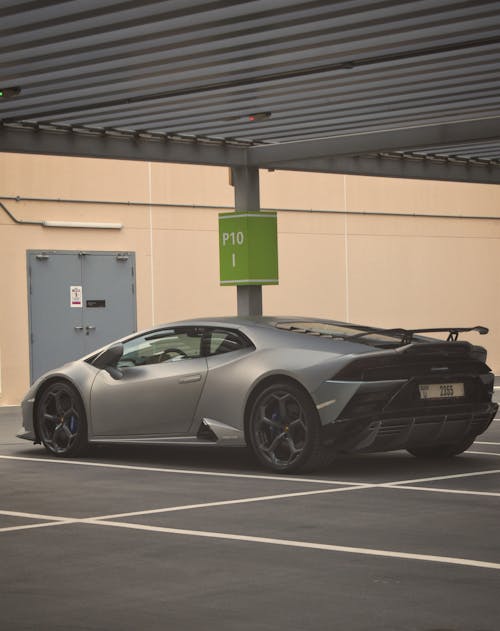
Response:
18,316,498,473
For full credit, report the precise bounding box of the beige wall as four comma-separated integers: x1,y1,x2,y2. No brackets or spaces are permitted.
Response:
1,153,499,405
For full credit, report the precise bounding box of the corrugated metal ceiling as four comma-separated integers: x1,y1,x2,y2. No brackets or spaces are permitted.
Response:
1,0,499,182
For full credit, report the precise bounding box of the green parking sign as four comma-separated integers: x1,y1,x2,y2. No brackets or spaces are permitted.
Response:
219,212,279,285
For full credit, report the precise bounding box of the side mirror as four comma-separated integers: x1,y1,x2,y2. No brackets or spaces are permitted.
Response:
92,343,124,370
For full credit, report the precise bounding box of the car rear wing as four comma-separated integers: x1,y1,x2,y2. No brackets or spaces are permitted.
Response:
347,326,489,345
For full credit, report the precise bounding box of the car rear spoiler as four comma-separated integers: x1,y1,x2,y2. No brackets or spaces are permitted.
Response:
347,326,489,345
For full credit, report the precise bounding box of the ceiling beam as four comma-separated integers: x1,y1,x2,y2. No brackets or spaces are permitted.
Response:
1,124,499,184
0,125,247,167
247,118,500,165
269,154,500,185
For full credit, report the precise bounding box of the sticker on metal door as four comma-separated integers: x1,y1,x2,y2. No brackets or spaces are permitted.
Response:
70,285,83,308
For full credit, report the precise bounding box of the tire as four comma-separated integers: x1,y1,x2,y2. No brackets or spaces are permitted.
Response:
248,382,334,473
36,381,88,457
407,438,475,459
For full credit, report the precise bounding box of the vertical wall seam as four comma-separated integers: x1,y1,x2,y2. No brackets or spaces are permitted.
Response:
343,175,350,322
148,162,155,326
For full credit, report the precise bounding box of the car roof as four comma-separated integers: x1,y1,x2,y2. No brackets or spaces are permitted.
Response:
165,315,351,329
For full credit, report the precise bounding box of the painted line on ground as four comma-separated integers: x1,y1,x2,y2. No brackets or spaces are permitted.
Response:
0,454,366,487
0,520,77,533
95,481,500,520
385,469,500,486
98,471,500,520
382,485,500,498
0,509,79,533
2,454,500,489
475,441,500,445
0,509,73,521
1,479,495,537
81,519,500,571
95,484,374,520
3,509,498,570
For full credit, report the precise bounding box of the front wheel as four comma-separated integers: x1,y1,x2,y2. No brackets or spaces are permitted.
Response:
248,382,333,473
36,381,88,457
407,438,475,459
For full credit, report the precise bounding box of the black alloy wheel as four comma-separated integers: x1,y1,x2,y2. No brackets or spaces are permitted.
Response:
36,381,88,457
248,382,332,473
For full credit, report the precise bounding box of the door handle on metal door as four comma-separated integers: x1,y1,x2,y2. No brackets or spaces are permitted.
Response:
179,374,202,384
74,325,84,331
85,325,96,335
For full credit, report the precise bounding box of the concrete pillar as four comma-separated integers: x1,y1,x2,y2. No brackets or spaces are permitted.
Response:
231,166,262,316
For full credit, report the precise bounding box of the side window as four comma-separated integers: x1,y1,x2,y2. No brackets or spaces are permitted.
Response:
118,327,203,367
207,328,252,356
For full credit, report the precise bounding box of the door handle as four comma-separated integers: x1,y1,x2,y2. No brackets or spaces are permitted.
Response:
179,374,202,384
74,325,84,331
85,325,96,331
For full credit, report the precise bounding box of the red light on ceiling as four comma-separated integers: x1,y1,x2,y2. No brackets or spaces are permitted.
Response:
248,112,271,122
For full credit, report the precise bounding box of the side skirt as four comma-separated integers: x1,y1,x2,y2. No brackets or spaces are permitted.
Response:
89,419,246,447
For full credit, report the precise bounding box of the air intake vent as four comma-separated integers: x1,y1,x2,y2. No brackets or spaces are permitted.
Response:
196,419,217,442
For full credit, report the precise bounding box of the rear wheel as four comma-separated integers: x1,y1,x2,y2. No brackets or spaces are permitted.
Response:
248,382,334,473
407,438,475,459
36,381,88,457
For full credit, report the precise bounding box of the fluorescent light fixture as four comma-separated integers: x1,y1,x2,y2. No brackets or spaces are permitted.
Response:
42,221,123,229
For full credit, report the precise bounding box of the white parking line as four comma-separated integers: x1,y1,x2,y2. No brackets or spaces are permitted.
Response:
475,441,500,445
82,519,500,571
2,508,498,569
0,520,76,533
0,509,79,533
1,471,498,568
0,509,72,521
384,486,500,498
0,454,365,487
95,484,374,520
385,469,500,486
2,454,500,489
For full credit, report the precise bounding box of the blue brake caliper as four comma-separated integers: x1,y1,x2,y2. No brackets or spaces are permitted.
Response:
271,411,280,436
68,415,78,434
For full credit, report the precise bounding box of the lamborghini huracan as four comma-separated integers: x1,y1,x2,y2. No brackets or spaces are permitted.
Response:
18,316,498,473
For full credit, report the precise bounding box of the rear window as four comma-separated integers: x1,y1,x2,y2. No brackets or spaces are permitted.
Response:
275,321,407,345
276,321,363,337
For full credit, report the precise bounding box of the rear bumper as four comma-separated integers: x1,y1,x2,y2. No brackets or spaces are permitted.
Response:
323,401,498,453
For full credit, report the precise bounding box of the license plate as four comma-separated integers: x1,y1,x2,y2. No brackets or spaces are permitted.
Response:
419,382,465,399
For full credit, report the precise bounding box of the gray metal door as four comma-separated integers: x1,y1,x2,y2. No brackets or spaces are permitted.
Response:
28,251,136,383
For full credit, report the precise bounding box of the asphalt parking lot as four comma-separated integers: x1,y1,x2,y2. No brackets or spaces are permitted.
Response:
1,389,499,631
